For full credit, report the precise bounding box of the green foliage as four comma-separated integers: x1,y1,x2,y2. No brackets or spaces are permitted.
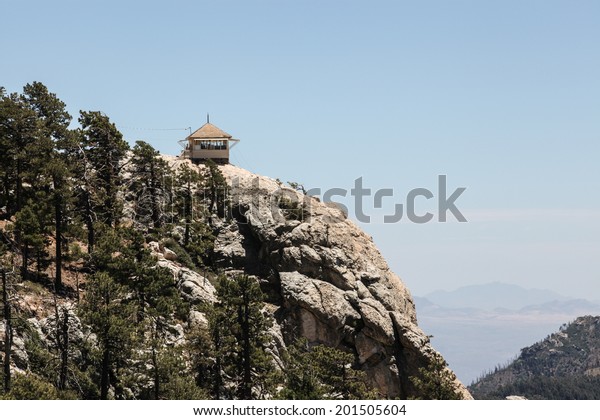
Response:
202,159,229,217
13,200,48,278
79,271,137,399
470,317,600,400
184,221,215,268
0,82,84,289
278,339,377,400
287,181,306,194
78,110,129,228
163,238,197,269
0,88,40,214
0,373,61,400
277,195,308,221
409,353,462,400
172,164,215,267
204,274,275,399
22,315,98,399
475,375,600,400
130,140,172,229
136,341,205,400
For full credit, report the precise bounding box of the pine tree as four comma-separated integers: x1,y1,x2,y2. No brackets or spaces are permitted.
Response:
278,339,377,399
85,226,191,399
172,164,214,267
13,202,47,279
201,159,229,217
21,82,74,290
187,319,221,398
409,353,462,400
175,164,203,247
0,90,39,215
208,275,274,399
79,271,136,399
130,141,171,229
278,339,324,399
78,111,129,236
1,264,14,393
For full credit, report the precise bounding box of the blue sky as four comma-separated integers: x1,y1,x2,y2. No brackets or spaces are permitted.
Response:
2,1,599,299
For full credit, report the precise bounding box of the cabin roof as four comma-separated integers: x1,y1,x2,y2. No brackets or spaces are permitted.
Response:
188,123,232,139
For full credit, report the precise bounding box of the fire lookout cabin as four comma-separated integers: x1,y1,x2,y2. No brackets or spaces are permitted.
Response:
180,121,240,164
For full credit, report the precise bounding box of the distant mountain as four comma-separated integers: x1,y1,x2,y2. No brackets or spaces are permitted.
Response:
424,282,567,311
414,291,600,384
518,299,600,316
469,316,600,399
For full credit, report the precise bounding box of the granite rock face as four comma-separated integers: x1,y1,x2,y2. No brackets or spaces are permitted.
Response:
197,163,472,399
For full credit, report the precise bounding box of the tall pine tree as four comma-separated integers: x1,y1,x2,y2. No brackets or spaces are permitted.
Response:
78,111,129,239
209,275,274,399
129,140,171,230
21,82,74,289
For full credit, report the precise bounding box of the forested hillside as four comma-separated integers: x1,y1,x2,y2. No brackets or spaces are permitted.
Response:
0,82,468,400
470,316,600,399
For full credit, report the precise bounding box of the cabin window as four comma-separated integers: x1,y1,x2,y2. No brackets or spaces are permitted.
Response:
192,140,228,150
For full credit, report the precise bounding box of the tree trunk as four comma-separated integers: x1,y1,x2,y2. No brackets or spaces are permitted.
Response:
184,183,191,246
15,159,23,213
2,271,12,393
58,308,69,391
150,161,161,229
213,328,222,400
100,344,110,400
2,173,10,217
84,190,94,253
241,292,252,399
21,243,28,280
55,193,63,290
152,346,159,400
36,249,42,282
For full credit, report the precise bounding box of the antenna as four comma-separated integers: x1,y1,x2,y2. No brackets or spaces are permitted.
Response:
207,113,210,124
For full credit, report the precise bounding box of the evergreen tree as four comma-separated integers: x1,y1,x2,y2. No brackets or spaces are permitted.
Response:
202,159,229,217
21,82,73,290
86,226,191,399
0,373,61,400
191,303,233,399
172,165,214,268
209,275,274,399
0,90,38,215
79,272,136,399
78,111,129,240
409,353,462,400
279,339,377,399
175,164,203,247
130,141,171,229
1,264,14,394
13,202,47,279
278,339,324,399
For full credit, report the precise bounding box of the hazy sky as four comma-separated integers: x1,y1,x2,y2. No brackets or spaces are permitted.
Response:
2,1,599,299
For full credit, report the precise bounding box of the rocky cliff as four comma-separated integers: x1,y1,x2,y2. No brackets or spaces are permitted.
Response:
0,157,470,399
160,158,470,398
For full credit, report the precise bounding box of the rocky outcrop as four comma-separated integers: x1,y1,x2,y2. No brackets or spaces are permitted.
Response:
183,162,472,399
150,241,217,305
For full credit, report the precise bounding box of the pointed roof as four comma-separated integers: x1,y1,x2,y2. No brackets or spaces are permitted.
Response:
188,122,232,139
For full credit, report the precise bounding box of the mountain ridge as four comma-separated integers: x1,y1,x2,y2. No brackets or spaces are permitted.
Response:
469,316,600,399
424,282,568,311
414,285,600,384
